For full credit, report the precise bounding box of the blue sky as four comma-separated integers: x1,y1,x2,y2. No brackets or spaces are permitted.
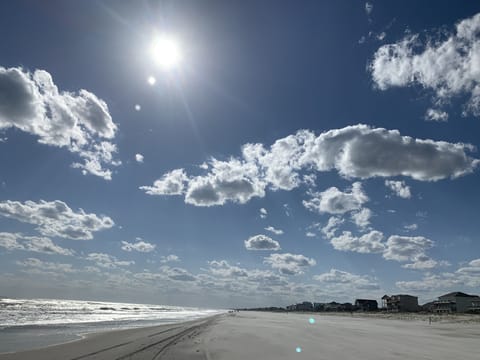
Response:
1,0,480,308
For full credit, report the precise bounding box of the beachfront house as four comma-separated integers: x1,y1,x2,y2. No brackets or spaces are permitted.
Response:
382,294,419,312
296,302,314,311
354,299,378,311
433,292,480,313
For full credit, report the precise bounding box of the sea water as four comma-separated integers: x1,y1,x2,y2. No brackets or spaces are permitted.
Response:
0,298,221,353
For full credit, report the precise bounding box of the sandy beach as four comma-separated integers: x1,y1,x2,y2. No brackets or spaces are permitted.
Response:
1,311,479,359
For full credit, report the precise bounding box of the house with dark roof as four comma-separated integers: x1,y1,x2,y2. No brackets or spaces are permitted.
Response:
354,299,378,311
433,292,480,313
382,294,419,312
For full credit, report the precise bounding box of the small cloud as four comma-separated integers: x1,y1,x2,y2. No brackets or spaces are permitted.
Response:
264,226,284,235
121,240,156,253
259,208,268,219
245,234,281,251
404,223,418,232
135,153,144,163
160,254,180,263
385,180,411,199
365,2,373,15
306,232,316,238
425,108,449,122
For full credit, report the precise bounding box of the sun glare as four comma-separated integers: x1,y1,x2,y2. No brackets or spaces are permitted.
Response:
151,35,182,70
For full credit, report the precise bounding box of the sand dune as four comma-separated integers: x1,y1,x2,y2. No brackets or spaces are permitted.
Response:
1,311,479,359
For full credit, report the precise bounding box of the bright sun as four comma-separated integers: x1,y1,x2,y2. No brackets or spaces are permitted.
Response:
150,35,182,70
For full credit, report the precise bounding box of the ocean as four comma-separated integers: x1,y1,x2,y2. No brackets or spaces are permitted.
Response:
0,298,221,353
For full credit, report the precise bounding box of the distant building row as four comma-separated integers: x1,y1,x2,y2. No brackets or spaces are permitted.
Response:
285,291,480,314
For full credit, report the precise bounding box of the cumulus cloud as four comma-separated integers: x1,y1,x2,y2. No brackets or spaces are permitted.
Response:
263,253,316,275
425,108,449,122
397,259,480,292
141,125,478,206
0,66,119,179
0,232,74,256
160,265,197,282
135,153,144,163
330,230,385,254
139,169,188,196
207,260,249,278
351,208,372,229
402,258,450,270
264,226,284,235
382,235,433,262
183,158,265,206
314,269,379,290
244,234,281,251
385,180,411,198
86,253,134,269
160,254,180,263
321,216,345,239
16,257,74,273
404,223,418,231
0,200,114,240
370,12,480,118
303,182,368,214
259,208,268,219
121,239,156,253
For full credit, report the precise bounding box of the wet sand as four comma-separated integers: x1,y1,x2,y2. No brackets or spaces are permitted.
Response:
1,311,479,359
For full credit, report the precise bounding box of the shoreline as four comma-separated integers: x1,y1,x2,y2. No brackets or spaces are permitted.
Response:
0,315,221,359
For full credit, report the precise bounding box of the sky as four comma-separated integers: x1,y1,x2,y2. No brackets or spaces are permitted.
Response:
1,0,480,309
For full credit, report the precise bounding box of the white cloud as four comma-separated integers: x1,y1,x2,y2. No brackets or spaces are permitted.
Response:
160,265,197,282
402,258,450,270
121,240,156,253
351,208,372,229
141,125,479,206
314,269,379,290
0,66,119,179
135,153,144,163
382,235,433,262
160,254,180,263
303,182,368,214
396,260,480,293
425,108,449,122
404,223,418,231
330,230,385,254
259,208,268,219
321,216,345,239
207,260,249,278
86,253,134,269
0,200,114,240
365,2,373,16
305,232,316,238
264,226,284,235
244,234,281,251
0,232,74,256
183,158,265,206
385,180,411,198
16,257,74,273
139,169,188,196
370,13,480,118
263,253,316,275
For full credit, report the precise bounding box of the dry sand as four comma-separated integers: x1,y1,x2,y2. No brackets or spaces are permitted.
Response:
1,311,479,359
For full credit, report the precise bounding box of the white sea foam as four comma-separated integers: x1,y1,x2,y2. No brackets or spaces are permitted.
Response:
0,298,221,328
